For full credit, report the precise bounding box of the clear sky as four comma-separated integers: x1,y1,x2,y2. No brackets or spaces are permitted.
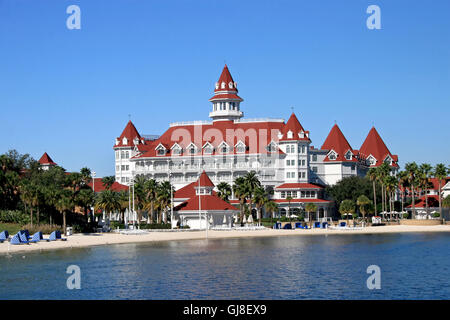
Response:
1,0,449,177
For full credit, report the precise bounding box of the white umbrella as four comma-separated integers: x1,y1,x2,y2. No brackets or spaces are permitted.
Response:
209,215,214,225
248,214,254,224
243,215,247,223
289,214,298,218
223,215,227,224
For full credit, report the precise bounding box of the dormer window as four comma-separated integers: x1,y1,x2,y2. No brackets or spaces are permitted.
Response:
219,142,229,154
287,131,293,139
215,82,219,89
221,82,225,89
228,82,233,89
115,138,119,145
266,142,277,153
235,141,246,153
122,137,128,145
203,142,214,154
133,137,139,145
328,151,337,160
384,155,392,165
299,131,305,138
155,143,166,156
367,155,377,166
345,151,353,160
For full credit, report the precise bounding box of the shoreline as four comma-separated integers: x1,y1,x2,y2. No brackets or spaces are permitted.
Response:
1,225,450,255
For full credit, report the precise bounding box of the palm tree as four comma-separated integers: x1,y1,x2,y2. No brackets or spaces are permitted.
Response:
118,190,129,223
95,190,121,222
397,170,408,213
418,163,433,215
233,177,248,224
286,196,293,222
134,175,148,225
368,167,378,216
434,164,448,218
339,199,355,226
80,167,92,186
217,182,232,202
143,179,158,223
264,200,278,225
253,186,268,225
305,203,317,228
384,175,398,218
244,171,261,220
357,195,371,224
55,190,73,236
76,188,94,223
101,176,115,190
405,162,419,218
156,181,172,224
378,163,391,214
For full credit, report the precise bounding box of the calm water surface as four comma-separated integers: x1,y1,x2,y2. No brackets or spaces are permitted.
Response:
0,232,449,299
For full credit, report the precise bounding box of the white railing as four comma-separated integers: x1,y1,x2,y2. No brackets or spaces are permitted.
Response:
236,118,284,123
169,120,212,127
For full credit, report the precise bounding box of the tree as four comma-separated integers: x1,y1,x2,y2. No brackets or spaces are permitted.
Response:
339,199,355,225
264,200,278,224
397,170,408,213
377,163,391,213
76,188,94,223
134,175,148,225
418,163,433,215
244,171,261,219
253,186,268,225
384,175,398,214
143,179,158,223
286,196,293,222
217,182,232,202
101,176,115,190
405,162,419,218
326,176,380,209
233,177,248,224
95,190,120,223
357,195,371,223
55,190,73,236
433,164,448,217
305,203,317,228
443,195,450,208
368,167,378,216
156,181,172,224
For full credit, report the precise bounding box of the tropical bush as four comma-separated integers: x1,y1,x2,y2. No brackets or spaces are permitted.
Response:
21,223,62,234
0,210,30,225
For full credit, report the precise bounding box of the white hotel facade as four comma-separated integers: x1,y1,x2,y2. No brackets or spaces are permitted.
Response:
113,65,399,217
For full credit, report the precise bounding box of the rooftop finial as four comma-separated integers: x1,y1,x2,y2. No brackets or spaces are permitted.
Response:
128,114,131,121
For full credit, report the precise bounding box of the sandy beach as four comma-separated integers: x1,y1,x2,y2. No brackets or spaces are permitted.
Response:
1,225,449,255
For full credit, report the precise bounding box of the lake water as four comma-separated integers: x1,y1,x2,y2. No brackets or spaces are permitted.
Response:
0,232,449,299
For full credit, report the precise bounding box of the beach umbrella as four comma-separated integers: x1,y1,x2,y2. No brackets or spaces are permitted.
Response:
248,214,254,224
209,215,214,225
223,215,227,224
243,215,247,224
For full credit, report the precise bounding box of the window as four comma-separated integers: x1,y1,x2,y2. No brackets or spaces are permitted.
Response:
286,159,295,166
345,151,352,160
115,151,119,159
301,172,306,179
328,152,336,160
204,147,213,154
116,165,119,171
125,151,129,158
281,191,286,198
236,143,246,153
157,149,165,155
312,154,317,162
286,172,295,178
301,145,305,154
312,166,318,173
301,159,305,166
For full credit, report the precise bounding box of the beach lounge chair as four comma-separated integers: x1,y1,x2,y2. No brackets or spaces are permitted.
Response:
321,222,328,229
340,222,347,227
295,222,302,229
314,222,321,228
10,233,22,245
49,230,67,241
10,232,30,245
0,230,9,243
283,223,292,229
19,229,32,240
273,222,282,229
29,232,49,243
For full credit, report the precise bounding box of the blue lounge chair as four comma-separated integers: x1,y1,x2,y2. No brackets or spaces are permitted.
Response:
282,223,292,229
314,222,321,228
49,230,67,241
340,222,347,227
0,230,9,242
273,222,282,229
18,231,31,244
20,229,32,240
38,231,50,242
295,222,302,229
10,232,30,245
30,232,48,243
10,233,22,245
321,222,328,229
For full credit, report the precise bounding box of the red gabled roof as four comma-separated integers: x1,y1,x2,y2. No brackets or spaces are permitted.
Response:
275,183,324,190
321,124,357,162
359,127,398,167
406,195,440,209
38,152,57,165
215,65,238,93
87,178,128,192
279,113,310,141
115,120,142,148
197,170,215,187
132,119,285,158
174,194,238,211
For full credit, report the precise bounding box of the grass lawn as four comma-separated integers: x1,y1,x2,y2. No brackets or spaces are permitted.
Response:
0,223,22,235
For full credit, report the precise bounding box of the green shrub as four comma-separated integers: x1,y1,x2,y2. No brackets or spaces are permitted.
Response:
110,221,125,229
433,212,441,218
139,223,171,229
0,210,30,225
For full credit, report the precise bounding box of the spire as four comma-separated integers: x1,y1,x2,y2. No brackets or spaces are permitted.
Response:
360,127,398,166
321,124,355,162
38,152,56,165
209,65,243,121
196,170,215,188
280,113,310,141
115,120,142,147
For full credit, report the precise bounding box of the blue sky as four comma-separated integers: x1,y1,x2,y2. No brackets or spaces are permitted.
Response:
0,0,449,177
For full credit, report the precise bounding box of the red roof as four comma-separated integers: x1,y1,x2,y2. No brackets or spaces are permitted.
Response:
321,124,357,162
87,178,128,192
214,65,238,93
359,127,398,167
209,93,243,101
406,195,440,209
197,170,215,187
279,113,310,141
115,120,142,148
131,119,285,158
275,183,324,190
175,194,238,211
38,152,57,165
